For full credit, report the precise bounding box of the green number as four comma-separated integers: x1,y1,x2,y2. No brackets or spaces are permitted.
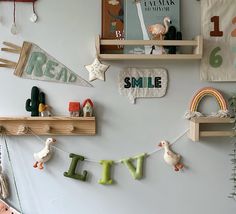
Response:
209,47,223,68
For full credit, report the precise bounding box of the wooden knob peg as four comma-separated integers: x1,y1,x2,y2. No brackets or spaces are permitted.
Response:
17,125,29,135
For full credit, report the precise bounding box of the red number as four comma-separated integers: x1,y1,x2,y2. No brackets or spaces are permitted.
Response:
231,17,236,37
210,16,223,37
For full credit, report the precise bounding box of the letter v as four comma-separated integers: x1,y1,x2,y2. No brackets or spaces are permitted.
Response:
121,153,146,180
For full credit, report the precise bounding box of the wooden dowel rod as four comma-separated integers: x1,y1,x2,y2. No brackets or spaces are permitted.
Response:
3,42,21,51
0,58,17,65
200,131,236,137
1,48,21,54
100,40,198,46
0,64,16,69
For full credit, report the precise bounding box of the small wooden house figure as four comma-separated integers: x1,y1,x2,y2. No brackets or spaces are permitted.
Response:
82,99,94,117
69,102,80,117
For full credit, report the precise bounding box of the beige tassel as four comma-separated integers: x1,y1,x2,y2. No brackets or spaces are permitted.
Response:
0,166,9,199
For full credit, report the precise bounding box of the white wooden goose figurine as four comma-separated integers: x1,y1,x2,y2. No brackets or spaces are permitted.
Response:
33,138,56,170
159,140,184,172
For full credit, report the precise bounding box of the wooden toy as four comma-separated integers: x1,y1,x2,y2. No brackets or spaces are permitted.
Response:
82,99,94,117
33,138,56,170
159,140,184,172
185,87,229,119
69,102,80,117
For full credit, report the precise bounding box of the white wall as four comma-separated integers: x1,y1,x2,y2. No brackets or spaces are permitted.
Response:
0,0,236,213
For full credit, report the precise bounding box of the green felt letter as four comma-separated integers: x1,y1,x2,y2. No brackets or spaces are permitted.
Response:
132,77,143,88
69,73,77,83
64,153,88,182
56,67,68,82
121,153,146,180
26,52,47,77
148,77,154,88
44,60,58,78
98,160,114,185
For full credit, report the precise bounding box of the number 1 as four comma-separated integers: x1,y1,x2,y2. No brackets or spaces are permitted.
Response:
210,16,223,37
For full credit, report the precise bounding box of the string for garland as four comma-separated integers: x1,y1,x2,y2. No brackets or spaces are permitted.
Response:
11,0,18,35
30,1,38,23
0,143,9,200
1,134,23,213
13,0,16,24
28,128,189,164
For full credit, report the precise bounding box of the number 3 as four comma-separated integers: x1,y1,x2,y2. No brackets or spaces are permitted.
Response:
209,47,223,68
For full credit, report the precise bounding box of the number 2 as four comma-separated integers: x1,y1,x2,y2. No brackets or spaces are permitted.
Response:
231,17,236,37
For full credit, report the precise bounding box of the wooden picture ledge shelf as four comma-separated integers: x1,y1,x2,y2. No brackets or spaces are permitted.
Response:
189,117,235,142
0,117,96,136
96,35,203,61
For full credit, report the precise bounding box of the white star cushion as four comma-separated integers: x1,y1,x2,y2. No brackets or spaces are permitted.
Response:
85,58,110,82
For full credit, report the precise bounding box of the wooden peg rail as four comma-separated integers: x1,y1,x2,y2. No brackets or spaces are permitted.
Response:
0,117,96,136
189,117,236,142
96,35,203,60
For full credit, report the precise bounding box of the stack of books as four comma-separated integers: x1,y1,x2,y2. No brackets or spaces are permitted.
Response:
101,0,180,54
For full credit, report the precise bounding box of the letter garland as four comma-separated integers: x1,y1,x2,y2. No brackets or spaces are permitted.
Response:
28,128,187,185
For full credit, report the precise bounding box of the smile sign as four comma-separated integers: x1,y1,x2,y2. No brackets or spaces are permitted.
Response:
119,68,168,104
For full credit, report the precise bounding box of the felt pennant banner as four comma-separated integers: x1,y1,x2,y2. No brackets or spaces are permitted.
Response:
200,0,236,81
0,41,92,87
118,68,168,104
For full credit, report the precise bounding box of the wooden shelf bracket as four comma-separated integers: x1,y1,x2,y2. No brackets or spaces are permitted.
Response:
189,117,236,142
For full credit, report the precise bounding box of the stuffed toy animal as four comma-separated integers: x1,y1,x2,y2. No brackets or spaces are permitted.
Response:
159,140,184,172
33,138,56,170
38,103,52,117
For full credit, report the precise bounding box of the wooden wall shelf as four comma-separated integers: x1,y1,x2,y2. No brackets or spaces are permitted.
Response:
0,117,96,136
96,35,203,61
189,117,235,142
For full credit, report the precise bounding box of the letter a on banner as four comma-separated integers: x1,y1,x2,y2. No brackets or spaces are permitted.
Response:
0,41,92,87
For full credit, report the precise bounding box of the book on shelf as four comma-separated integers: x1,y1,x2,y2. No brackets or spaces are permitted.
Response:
124,0,180,54
101,0,124,53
